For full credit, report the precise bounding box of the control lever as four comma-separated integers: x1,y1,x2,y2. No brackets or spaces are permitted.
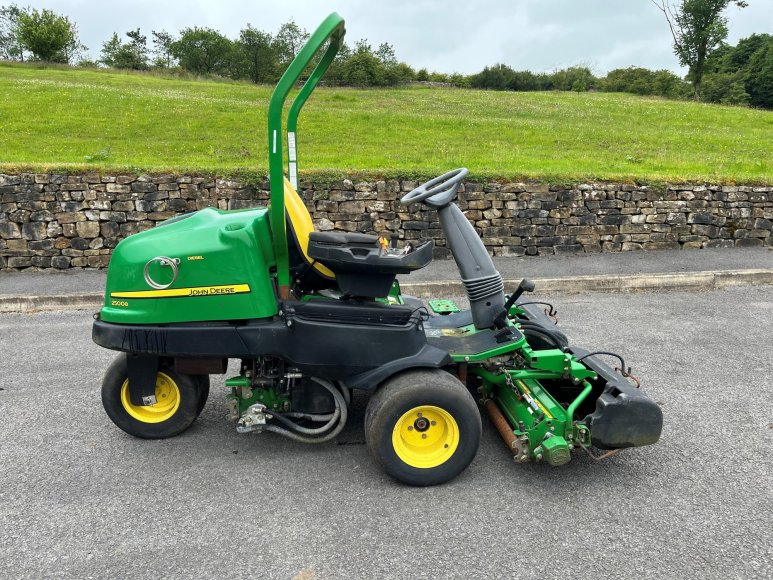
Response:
504,278,535,312
494,278,535,330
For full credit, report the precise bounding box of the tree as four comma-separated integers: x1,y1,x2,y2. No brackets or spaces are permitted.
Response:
14,7,81,63
99,32,121,66
375,42,396,66
99,29,149,70
0,4,23,60
170,27,234,76
652,0,747,99
353,39,371,55
151,30,175,68
274,19,309,65
235,25,277,83
745,40,773,108
701,33,773,108
124,29,148,69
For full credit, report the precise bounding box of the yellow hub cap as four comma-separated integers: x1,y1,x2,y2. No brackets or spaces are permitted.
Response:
120,372,181,423
392,405,460,469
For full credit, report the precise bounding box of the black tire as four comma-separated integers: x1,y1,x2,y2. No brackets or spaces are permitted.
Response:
101,354,200,439
522,326,569,351
194,375,210,416
365,369,481,487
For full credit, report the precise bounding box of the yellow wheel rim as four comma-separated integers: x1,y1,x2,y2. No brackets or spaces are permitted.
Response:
392,405,460,469
120,372,181,424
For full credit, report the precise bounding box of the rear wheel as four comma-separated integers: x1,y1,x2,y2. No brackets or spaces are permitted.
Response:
365,369,481,486
101,354,200,439
194,375,210,416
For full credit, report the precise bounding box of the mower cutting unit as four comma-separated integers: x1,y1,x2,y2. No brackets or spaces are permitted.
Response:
93,13,661,486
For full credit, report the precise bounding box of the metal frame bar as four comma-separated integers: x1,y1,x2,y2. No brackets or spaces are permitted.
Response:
267,12,345,295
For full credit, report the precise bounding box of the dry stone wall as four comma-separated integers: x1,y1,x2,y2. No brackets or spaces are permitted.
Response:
0,173,771,270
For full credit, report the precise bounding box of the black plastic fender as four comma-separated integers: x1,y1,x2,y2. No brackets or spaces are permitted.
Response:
93,309,451,391
126,353,159,406
570,346,663,449
585,380,663,449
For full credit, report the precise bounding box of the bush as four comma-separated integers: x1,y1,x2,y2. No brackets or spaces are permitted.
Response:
448,73,470,88
470,64,595,92
701,73,750,105
470,64,513,90
170,27,234,76
384,62,416,85
550,66,595,92
507,70,552,91
599,67,690,99
341,51,386,87
651,70,692,99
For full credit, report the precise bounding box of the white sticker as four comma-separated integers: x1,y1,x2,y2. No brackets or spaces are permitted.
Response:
288,131,297,162
272,130,277,154
289,162,298,189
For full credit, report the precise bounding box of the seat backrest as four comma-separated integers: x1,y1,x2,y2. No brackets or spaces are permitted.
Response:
283,178,336,281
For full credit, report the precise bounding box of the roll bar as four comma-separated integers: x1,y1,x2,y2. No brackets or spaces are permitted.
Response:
267,12,346,294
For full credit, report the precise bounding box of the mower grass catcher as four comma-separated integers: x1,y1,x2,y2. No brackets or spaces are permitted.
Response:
93,12,661,486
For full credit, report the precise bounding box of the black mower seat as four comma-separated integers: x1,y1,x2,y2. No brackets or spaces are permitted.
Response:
283,177,433,298
308,232,433,275
308,231,379,246
308,233,433,297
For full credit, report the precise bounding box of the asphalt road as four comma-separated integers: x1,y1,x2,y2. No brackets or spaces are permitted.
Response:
1,287,771,579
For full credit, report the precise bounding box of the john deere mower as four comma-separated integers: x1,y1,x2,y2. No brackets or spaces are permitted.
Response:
93,12,661,486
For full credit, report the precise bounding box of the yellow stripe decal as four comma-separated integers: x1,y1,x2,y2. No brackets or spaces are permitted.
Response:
111,284,251,299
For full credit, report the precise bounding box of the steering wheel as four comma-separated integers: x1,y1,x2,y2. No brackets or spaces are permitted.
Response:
400,168,468,208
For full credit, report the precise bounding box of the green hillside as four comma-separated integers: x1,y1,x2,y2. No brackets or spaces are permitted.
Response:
1,63,771,182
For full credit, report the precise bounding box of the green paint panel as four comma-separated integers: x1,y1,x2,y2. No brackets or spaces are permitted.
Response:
539,436,571,466
448,332,526,362
428,299,460,314
101,207,278,324
229,383,290,414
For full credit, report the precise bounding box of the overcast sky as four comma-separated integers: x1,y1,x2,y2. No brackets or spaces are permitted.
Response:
20,0,773,75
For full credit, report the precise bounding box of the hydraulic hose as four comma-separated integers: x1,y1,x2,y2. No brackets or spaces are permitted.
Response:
264,378,348,444
518,320,569,349
285,412,337,421
521,327,564,350
264,406,340,435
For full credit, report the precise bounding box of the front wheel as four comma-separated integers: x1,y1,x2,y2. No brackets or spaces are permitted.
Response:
365,369,481,486
101,354,201,439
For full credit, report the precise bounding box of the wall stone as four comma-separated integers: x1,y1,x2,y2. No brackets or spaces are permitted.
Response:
0,173,771,270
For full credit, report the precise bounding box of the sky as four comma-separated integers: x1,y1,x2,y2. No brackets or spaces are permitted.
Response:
18,0,773,75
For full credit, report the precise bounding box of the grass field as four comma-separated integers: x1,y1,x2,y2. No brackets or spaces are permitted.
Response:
1,62,771,182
